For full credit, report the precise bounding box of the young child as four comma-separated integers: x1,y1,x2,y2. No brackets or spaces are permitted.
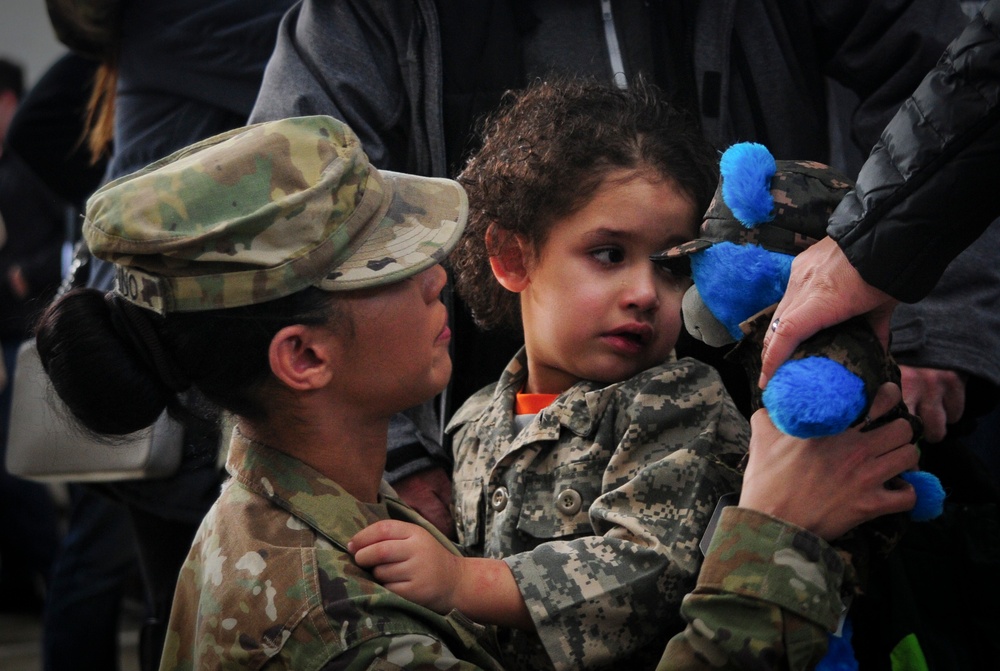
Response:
349,79,922,671
352,76,744,669
33,116,505,670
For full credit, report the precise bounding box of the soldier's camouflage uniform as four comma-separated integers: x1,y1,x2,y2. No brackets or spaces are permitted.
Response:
449,349,854,671
159,428,505,670
656,507,851,671
73,115,484,669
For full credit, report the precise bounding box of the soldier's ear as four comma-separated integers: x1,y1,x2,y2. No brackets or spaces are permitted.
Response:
268,325,335,391
487,223,531,293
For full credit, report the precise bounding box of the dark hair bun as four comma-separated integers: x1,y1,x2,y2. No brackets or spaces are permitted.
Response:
34,288,172,435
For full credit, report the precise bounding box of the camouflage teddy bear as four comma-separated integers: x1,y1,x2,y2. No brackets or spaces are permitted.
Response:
653,141,946,670
651,141,944,520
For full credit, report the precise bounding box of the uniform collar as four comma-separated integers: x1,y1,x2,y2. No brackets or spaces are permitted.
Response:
227,428,392,552
225,427,460,555
453,347,620,449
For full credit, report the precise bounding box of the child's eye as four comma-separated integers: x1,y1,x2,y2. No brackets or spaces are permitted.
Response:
591,247,625,264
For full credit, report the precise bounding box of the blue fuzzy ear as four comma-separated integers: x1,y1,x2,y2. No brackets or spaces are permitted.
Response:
720,143,777,228
690,242,792,340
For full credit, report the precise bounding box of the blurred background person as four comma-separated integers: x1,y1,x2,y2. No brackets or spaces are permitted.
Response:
0,53,67,619
36,1,293,668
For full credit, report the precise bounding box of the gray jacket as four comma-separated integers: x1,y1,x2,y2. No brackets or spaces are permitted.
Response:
251,0,968,170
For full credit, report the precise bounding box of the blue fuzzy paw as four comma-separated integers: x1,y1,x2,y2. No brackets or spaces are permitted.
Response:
901,470,946,521
763,357,867,438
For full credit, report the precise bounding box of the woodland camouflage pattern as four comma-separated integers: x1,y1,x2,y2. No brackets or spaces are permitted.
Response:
160,428,505,670
657,507,848,670
83,115,466,314
447,350,748,670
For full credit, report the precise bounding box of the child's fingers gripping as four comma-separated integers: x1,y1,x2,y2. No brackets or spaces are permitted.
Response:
348,520,420,567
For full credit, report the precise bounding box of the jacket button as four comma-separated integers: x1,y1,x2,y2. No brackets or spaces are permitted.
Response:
556,489,582,516
490,486,509,512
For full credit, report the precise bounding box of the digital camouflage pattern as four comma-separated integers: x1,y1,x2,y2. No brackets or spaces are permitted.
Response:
159,428,505,671
83,115,467,314
731,310,906,423
447,349,749,671
653,145,919,449
651,159,852,275
658,507,848,670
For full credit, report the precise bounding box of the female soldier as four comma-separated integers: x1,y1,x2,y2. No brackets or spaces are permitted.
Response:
34,115,504,670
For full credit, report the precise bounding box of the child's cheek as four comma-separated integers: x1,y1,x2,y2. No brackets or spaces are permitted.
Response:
657,291,687,351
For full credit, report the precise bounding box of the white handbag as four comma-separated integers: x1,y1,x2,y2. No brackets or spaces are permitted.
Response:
5,338,184,482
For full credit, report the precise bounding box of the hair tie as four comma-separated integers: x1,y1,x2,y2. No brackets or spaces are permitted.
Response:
104,293,191,393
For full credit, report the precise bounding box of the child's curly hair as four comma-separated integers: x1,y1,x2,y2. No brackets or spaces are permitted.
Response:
452,76,718,333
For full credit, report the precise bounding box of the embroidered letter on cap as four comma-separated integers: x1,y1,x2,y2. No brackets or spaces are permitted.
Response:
115,266,168,315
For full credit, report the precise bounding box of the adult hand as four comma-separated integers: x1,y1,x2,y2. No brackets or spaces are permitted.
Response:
900,365,967,443
391,465,455,539
760,237,897,388
740,382,919,541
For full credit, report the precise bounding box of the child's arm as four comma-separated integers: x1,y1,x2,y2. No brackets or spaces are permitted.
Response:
349,520,533,630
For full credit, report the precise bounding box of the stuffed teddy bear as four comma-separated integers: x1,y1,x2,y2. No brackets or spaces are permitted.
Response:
652,142,945,670
652,141,944,521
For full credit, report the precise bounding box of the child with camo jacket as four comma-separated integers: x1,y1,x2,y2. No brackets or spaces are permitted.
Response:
349,78,922,671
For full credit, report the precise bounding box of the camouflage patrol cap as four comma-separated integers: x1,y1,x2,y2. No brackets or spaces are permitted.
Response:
651,142,852,273
84,115,468,314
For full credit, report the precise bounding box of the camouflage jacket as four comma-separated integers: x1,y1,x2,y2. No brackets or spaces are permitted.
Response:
159,428,504,671
446,350,749,671
657,507,848,671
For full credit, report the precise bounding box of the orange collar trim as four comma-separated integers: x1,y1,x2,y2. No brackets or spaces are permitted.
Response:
515,392,560,415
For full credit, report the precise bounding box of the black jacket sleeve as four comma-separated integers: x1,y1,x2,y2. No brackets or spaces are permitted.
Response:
828,0,1000,303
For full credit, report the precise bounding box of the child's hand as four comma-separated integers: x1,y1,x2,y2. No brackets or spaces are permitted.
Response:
349,520,462,614
350,520,534,630
740,382,919,540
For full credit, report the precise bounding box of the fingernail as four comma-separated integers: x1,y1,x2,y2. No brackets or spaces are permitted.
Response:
758,373,767,389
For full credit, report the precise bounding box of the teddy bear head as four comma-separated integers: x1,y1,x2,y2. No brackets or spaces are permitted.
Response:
651,142,943,522
652,142,853,347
